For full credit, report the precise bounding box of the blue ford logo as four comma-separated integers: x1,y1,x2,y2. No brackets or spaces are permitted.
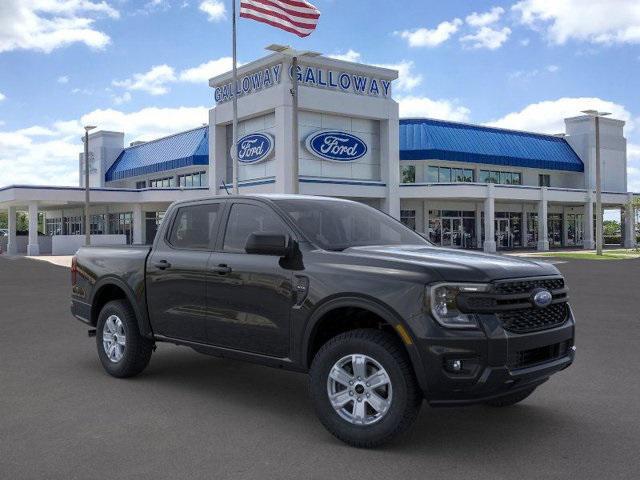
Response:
532,289,553,308
234,133,274,164
305,130,367,162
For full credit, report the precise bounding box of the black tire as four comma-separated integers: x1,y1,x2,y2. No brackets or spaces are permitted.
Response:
484,387,537,407
96,299,153,378
309,329,422,448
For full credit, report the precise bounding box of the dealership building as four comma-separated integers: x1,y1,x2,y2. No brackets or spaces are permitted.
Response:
0,51,637,255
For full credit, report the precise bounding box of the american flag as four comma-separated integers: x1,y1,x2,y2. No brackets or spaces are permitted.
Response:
240,0,321,38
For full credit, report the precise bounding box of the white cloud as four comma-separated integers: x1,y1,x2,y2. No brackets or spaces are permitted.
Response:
0,0,119,53
627,143,640,192
520,38,531,46
57,75,69,84
374,60,422,93
113,91,132,105
509,64,560,81
0,106,209,187
466,7,505,27
112,64,177,95
328,50,362,63
397,19,463,47
179,57,234,83
486,97,634,134
397,95,471,122
199,0,226,21
461,26,511,50
513,0,640,45
0,92,5,102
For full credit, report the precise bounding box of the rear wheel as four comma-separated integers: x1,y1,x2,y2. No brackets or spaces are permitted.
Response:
484,387,537,407
96,300,153,378
309,329,422,448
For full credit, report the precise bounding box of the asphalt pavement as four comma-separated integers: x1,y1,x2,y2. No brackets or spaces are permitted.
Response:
1,255,639,479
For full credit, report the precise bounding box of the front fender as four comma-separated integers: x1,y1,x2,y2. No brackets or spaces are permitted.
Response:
301,294,429,393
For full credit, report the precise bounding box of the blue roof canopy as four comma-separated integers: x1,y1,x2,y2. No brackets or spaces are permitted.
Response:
105,126,209,182
399,118,583,172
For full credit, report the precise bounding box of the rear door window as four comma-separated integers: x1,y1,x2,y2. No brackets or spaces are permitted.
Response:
167,203,221,250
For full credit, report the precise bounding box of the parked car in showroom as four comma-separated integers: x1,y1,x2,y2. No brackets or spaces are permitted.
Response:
71,195,575,447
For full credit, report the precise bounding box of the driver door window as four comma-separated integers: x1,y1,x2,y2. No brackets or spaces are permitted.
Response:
222,203,287,253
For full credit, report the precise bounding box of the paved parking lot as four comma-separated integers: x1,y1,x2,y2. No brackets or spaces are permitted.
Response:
1,255,639,479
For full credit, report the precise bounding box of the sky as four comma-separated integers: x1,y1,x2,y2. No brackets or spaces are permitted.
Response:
0,0,639,193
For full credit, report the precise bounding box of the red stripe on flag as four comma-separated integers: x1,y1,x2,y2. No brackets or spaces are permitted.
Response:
241,3,317,29
239,11,314,37
243,0,319,19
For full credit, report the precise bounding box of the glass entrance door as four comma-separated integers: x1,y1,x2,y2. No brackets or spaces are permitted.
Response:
566,214,584,246
496,218,513,249
442,218,464,248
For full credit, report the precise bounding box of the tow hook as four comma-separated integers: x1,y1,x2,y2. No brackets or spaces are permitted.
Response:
88,329,96,337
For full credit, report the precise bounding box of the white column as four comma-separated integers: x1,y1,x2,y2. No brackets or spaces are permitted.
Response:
483,185,496,253
583,194,595,249
381,115,401,219
624,193,636,248
27,203,40,256
537,187,549,251
562,207,569,247
520,204,527,248
422,200,429,236
7,206,17,255
475,203,482,249
133,204,144,245
274,104,296,194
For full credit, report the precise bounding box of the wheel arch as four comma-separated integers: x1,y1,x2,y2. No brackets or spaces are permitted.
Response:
90,276,152,338
302,295,427,391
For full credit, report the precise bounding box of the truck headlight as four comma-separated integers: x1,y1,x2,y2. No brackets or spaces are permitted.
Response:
427,283,490,329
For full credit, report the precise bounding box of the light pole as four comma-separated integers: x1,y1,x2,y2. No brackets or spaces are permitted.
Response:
581,110,610,256
83,125,96,246
265,44,320,194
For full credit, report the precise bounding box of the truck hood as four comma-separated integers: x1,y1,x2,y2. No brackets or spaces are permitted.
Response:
342,245,560,282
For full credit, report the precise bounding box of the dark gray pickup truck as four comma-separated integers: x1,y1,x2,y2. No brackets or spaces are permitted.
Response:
71,194,575,447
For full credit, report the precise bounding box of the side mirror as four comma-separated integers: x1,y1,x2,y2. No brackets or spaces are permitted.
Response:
245,232,289,256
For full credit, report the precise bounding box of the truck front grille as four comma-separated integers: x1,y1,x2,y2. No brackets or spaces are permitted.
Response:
497,302,569,334
493,278,565,295
458,276,570,334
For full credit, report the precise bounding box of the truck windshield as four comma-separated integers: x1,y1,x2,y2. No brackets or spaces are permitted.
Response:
273,198,431,251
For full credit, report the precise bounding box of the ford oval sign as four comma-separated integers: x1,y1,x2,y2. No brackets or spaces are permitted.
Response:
234,133,274,164
532,289,553,308
305,130,367,162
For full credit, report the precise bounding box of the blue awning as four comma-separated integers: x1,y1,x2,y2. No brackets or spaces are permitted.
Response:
399,118,584,172
105,126,209,182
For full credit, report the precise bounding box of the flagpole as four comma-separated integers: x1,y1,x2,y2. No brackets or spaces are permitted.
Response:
231,0,239,194
291,55,299,194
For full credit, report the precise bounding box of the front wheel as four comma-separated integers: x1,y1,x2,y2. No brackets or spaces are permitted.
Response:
96,300,153,378
309,329,422,448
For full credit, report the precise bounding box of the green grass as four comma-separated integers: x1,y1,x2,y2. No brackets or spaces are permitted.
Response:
532,249,640,260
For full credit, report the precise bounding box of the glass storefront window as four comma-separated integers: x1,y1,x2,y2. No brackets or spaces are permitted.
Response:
400,166,416,183
427,166,439,183
400,210,416,230
428,209,476,248
438,167,451,183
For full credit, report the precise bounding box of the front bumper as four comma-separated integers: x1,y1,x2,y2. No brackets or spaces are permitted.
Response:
409,306,576,406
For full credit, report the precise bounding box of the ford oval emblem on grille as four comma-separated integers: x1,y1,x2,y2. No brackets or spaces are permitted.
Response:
532,289,553,308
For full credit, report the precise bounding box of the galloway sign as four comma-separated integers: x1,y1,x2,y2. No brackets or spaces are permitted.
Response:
213,61,393,104
234,133,275,164
214,64,283,104
292,65,392,99
305,131,367,162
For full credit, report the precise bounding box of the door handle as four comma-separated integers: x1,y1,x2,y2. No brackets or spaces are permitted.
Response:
154,260,171,270
211,264,232,274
